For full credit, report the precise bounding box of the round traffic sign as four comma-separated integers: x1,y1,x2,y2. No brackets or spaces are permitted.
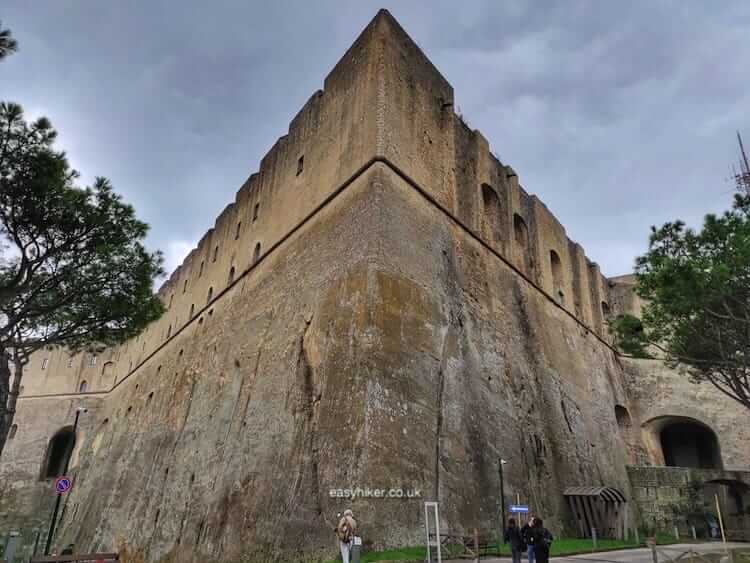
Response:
54,476,73,494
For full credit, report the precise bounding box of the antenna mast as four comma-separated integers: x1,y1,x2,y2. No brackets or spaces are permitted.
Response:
735,131,750,195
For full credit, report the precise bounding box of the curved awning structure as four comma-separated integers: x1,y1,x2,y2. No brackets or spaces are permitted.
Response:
564,486,627,503
564,486,628,539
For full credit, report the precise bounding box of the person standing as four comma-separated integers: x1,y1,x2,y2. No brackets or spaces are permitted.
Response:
504,518,524,563
335,509,357,563
528,518,553,563
521,515,536,563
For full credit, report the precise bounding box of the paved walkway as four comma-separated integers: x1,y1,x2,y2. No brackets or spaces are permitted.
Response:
444,542,749,563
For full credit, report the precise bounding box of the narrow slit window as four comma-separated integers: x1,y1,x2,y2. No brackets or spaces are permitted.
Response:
235,222,242,240
253,243,261,264
212,245,219,263
253,203,260,222
296,155,304,176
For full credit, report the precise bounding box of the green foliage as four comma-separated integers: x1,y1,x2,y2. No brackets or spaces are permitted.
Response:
611,314,652,358
319,535,687,563
0,20,17,60
613,194,750,411
0,102,166,353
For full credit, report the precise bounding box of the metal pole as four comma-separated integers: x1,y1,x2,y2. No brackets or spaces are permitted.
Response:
43,409,81,555
715,494,726,546
499,459,506,539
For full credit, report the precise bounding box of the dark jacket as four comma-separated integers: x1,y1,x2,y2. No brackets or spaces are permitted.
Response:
528,527,553,554
520,523,533,546
504,525,524,550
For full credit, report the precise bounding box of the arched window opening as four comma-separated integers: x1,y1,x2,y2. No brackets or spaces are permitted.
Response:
79,380,88,393
513,214,528,248
228,266,235,284
550,250,564,304
601,301,611,320
513,213,532,274
481,184,502,243
207,286,214,304
253,243,261,264
660,420,722,469
212,245,219,263
89,354,97,367
615,405,632,429
41,427,76,479
42,358,49,370
189,304,195,318
8,424,18,440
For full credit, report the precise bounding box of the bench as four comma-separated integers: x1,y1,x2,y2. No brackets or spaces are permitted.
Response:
30,554,119,563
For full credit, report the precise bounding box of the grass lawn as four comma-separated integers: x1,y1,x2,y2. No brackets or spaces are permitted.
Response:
322,533,687,563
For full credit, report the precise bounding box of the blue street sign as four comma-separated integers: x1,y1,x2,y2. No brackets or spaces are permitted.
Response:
54,476,73,494
509,504,529,513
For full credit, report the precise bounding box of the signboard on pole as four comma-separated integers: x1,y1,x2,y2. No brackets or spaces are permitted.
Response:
54,476,73,494
509,504,529,513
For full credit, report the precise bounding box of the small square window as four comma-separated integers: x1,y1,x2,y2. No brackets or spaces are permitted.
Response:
296,155,304,176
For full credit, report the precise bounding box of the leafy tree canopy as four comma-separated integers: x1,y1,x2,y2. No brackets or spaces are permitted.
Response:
0,20,17,60
0,102,165,454
612,193,750,411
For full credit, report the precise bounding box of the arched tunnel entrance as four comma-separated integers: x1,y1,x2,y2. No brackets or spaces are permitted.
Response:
658,418,722,469
40,426,76,480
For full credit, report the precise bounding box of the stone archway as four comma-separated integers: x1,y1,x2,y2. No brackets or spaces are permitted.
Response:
642,415,723,469
704,479,750,540
40,426,76,480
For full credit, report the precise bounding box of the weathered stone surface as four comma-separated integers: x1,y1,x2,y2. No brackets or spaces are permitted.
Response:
1,9,748,563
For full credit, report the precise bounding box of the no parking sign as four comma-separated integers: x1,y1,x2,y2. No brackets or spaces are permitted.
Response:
54,475,73,494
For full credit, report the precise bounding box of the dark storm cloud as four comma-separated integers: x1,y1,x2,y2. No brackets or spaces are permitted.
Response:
2,1,749,276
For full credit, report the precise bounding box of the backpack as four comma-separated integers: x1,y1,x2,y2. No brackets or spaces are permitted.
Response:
337,520,353,543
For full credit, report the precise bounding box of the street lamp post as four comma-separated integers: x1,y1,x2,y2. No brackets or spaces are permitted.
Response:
499,458,508,541
44,407,85,555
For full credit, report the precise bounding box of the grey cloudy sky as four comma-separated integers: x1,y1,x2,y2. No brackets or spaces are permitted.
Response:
3,1,749,277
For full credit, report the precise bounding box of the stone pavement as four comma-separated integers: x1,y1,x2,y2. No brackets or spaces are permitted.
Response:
443,542,749,563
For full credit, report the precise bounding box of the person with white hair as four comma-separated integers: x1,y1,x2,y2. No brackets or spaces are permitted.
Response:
335,509,357,563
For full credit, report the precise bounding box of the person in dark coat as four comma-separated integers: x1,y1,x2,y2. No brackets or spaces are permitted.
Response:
528,519,553,563
521,515,536,563
504,518,524,563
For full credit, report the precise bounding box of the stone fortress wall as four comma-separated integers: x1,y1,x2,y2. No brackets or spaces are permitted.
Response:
19,12,617,403
2,10,748,563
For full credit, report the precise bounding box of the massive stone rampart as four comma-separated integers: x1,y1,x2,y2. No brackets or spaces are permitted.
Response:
1,9,748,563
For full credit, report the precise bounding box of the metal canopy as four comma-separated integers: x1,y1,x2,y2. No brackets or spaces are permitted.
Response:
564,486,628,539
563,486,627,503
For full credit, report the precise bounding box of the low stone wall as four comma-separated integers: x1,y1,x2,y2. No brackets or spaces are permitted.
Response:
627,466,750,538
